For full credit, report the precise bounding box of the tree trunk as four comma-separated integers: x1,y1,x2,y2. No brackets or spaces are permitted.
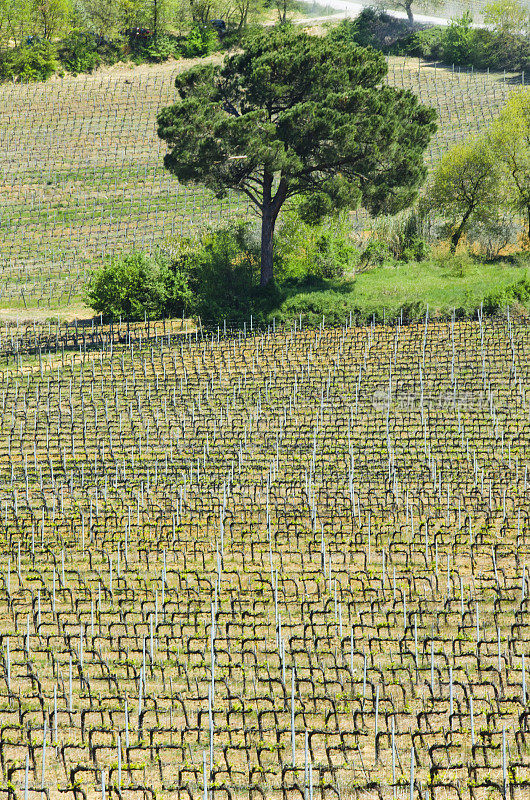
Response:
405,1,414,23
450,208,473,253
260,171,287,287
153,0,158,43
276,0,287,24
260,209,275,287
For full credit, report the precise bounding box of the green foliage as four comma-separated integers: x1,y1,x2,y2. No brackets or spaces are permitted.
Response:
488,89,530,238
0,39,58,81
424,136,501,252
328,9,424,52
391,25,444,58
439,12,476,66
0,0,34,49
86,251,174,321
130,32,181,62
483,277,530,313
182,24,218,57
359,9,530,71
57,31,102,73
31,0,72,40
273,254,530,327
467,28,530,71
327,9,381,49
158,26,436,285
86,225,266,325
365,209,430,263
275,210,358,281
86,237,530,327
483,0,529,36
170,223,261,323
0,0,222,82
359,240,396,268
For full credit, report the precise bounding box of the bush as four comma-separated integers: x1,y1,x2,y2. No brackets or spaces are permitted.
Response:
344,9,530,71
0,40,59,82
171,223,262,324
328,10,376,48
129,33,181,63
439,12,477,65
329,10,444,56
417,17,530,70
57,31,102,74
468,28,530,71
182,25,218,57
392,26,444,58
483,277,530,313
275,210,358,281
86,225,265,325
360,210,430,266
86,251,176,321
57,32,125,74
359,240,395,268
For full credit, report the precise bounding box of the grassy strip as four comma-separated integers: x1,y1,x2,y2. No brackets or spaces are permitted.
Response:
273,254,530,325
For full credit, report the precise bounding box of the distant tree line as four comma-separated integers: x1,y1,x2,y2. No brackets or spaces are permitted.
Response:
337,3,530,73
0,0,296,80
0,0,266,45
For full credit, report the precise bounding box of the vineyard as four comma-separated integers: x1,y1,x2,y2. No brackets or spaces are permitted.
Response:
0,56,523,314
0,313,529,798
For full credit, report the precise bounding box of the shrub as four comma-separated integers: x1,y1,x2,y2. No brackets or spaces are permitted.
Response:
129,33,181,63
469,29,530,71
171,223,262,324
182,25,218,57
57,31,102,74
328,9,397,50
439,12,477,66
328,10,376,48
396,210,430,261
483,278,530,313
86,225,266,325
436,17,530,70
275,211,358,281
346,9,530,71
360,210,430,266
0,40,58,82
58,32,126,73
86,251,175,321
359,240,395,269
392,26,444,58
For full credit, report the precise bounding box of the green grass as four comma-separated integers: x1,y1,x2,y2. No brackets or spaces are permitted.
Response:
354,255,530,314
274,254,530,325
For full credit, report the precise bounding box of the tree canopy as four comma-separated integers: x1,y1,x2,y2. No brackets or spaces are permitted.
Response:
375,0,442,25
157,27,436,285
483,0,529,36
489,88,530,239
425,137,500,252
